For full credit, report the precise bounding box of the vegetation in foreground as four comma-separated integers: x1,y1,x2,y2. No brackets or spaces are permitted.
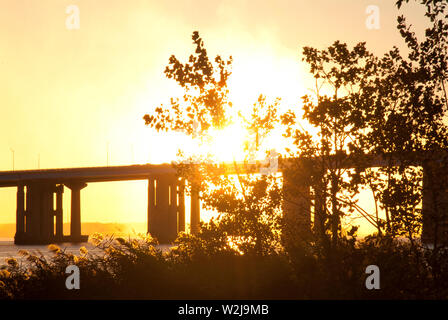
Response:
1,231,448,299
1,0,448,299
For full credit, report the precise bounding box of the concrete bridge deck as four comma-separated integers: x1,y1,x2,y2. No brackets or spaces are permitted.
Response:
0,164,176,187
0,152,446,245
0,163,189,245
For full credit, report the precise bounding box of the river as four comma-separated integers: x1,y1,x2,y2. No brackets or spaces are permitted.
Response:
0,237,172,266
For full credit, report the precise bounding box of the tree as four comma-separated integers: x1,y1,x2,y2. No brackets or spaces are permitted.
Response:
144,31,283,256
143,31,232,135
281,0,448,251
282,41,380,248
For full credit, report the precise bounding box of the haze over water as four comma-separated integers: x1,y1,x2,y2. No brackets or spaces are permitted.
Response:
0,238,100,262
0,236,173,265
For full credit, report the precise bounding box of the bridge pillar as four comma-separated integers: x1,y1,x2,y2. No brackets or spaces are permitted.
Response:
148,177,155,236
190,185,200,235
41,184,54,242
148,174,183,243
313,179,327,240
422,160,448,245
14,184,25,240
178,179,186,232
28,183,40,239
15,182,58,244
281,164,313,248
66,182,88,241
55,185,64,238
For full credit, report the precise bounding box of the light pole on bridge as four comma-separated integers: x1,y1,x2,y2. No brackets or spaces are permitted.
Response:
10,148,14,171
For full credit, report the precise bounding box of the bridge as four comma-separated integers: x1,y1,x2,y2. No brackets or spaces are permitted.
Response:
0,153,446,245
0,164,184,244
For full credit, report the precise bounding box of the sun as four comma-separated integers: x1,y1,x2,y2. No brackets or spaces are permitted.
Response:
204,123,249,162
173,119,250,164
132,43,306,165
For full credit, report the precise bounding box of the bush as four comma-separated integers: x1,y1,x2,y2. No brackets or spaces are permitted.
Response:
1,230,448,299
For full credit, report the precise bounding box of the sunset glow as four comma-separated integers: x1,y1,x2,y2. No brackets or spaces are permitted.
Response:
0,0,428,234
0,0,446,303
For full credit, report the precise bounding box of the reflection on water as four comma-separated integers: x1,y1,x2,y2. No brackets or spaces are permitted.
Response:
0,238,173,265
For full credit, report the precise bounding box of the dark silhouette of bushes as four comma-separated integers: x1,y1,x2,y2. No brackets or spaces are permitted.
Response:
1,232,448,299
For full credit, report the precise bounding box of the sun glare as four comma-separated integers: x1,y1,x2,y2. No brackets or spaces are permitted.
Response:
203,124,248,162
132,42,308,166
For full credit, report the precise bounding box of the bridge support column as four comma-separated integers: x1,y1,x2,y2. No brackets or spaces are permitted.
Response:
148,174,182,243
313,180,327,240
28,183,41,239
422,160,448,245
14,184,25,241
178,179,185,233
282,169,312,245
55,185,64,238
190,185,200,235
148,177,155,237
66,182,88,242
41,184,54,242
15,182,59,244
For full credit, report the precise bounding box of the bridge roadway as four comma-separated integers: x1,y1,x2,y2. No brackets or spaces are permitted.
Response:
0,163,187,244
0,160,287,245
0,164,176,187
0,153,446,245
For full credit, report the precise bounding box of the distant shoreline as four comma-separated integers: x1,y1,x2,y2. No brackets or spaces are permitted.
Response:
0,222,147,239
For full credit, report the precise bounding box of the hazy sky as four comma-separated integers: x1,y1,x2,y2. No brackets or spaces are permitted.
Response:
0,0,429,233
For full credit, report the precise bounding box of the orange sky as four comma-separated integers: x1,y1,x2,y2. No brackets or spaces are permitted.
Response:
0,0,429,235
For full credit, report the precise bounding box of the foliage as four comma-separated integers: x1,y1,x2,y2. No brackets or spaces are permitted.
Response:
2,0,448,300
144,31,285,257
143,31,233,135
2,233,448,299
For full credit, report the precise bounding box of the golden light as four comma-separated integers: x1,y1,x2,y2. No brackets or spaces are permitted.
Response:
199,122,249,162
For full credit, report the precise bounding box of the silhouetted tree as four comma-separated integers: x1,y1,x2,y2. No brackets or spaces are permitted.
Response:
144,32,283,256
143,31,232,135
